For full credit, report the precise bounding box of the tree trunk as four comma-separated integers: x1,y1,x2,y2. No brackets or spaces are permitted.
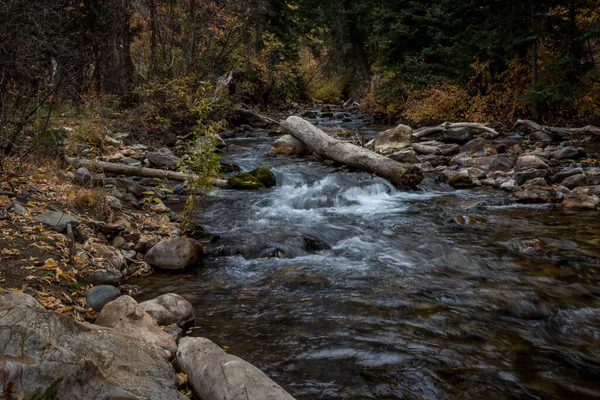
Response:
343,0,371,82
66,158,228,187
281,116,423,188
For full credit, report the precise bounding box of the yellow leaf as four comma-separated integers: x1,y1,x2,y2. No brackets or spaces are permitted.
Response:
24,275,37,281
40,258,58,270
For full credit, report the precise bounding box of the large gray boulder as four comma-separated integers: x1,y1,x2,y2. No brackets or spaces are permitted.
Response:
177,337,296,400
145,237,203,270
373,124,412,155
269,134,311,156
0,293,180,400
34,210,79,232
140,293,195,328
95,295,177,357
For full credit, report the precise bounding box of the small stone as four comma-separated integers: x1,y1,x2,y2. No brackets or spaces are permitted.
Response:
500,180,519,191
85,285,121,311
9,203,28,216
87,269,122,286
112,235,125,248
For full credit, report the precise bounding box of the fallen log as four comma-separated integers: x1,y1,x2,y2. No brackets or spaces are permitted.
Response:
66,158,228,188
281,116,423,188
414,122,499,139
515,119,600,137
233,107,280,128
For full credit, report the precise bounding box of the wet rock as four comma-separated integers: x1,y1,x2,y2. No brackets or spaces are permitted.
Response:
34,210,79,232
552,167,583,184
87,268,122,286
269,134,311,156
144,238,203,270
301,235,332,252
0,304,180,400
441,127,472,144
95,295,177,357
373,124,412,155
412,141,459,156
228,172,264,190
388,148,420,164
459,138,497,157
513,168,549,186
561,186,600,209
529,130,553,142
515,154,550,171
550,146,579,160
139,293,195,328
561,174,589,189
85,284,121,311
146,149,180,168
177,337,296,400
514,186,555,203
250,166,277,188
451,215,488,227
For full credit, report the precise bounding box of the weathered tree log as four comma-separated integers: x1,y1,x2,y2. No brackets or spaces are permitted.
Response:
66,158,228,187
281,116,423,187
515,119,600,137
414,122,499,139
233,107,280,128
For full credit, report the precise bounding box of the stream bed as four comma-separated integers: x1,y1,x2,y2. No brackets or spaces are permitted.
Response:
133,115,600,399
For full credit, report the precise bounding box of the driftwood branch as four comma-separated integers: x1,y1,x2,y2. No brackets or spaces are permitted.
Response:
515,119,600,137
281,116,423,188
414,122,498,139
66,158,228,188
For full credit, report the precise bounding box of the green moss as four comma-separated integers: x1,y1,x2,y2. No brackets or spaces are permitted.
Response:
227,173,265,190
250,166,276,188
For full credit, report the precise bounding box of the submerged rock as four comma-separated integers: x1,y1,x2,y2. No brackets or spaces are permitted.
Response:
177,337,296,400
145,238,203,270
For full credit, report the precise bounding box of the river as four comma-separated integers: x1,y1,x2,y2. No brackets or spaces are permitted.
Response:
134,112,600,399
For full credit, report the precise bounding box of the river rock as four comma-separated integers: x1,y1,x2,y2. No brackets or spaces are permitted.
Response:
523,177,548,187
89,242,127,270
561,186,600,209
412,141,459,156
250,166,277,188
441,127,472,144
270,134,311,156
452,154,515,173
513,168,549,186
86,268,123,286
139,293,195,328
550,146,580,160
500,179,519,190
177,337,296,400
388,148,420,164
443,170,477,189
95,295,177,357
373,124,412,155
529,130,553,142
459,138,497,157
147,149,180,168
561,174,589,189
34,210,79,232
515,154,550,171
145,238,203,270
419,153,449,167
228,172,265,190
552,167,583,184
85,285,121,311
0,298,180,400
9,203,28,216
514,186,556,203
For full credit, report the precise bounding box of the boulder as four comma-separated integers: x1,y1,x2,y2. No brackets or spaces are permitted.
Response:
459,138,497,157
515,154,550,171
228,172,265,190
550,146,580,160
146,149,180,169
388,148,420,164
373,124,412,155
177,337,296,400
89,242,127,271
269,135,311,156
144,238,203,270
552,167,583,184
561,174,589,189
95,295,177,357
412,141,460,156
452,154,515,173
562,186,600,209
250,166,277,188
139,293,195,328
0,300,180,400
441,127,472,144
513,168,549,186
34,210,79,232
85,285,121,311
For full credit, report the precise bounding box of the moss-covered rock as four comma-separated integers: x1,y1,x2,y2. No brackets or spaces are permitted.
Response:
448,174,475,189
250,167,276,188
227,173,265,190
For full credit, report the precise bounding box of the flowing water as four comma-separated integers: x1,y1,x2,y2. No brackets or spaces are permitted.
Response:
134,114,600,399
